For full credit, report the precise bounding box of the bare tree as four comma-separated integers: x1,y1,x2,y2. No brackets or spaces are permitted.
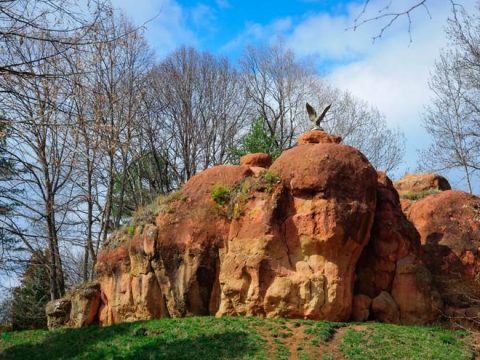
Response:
0,0,108,79
308,81,405,173
154,46,249,183
0,32,79,298
0,2,156,292
349,1,474,46
421,4,480,193
240,44,315,150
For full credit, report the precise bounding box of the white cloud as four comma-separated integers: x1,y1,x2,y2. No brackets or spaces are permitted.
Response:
285,0,477,176
190,3,216,29
111,0,197,57
221,18,293,53
216,0,230,9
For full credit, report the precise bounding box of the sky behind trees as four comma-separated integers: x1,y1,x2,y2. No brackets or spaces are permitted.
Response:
110,0,477,189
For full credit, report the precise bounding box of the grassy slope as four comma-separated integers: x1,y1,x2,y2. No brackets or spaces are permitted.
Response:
0,317,474,360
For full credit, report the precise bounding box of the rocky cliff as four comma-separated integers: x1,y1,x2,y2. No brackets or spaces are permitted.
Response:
47,131,462,329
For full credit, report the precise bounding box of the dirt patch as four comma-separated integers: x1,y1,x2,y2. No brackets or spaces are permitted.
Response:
285,323,304,360
257,326,277,359
317,324,368,360
467,332,480,360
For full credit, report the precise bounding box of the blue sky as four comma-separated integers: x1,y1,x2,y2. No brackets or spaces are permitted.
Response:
111,0,477,191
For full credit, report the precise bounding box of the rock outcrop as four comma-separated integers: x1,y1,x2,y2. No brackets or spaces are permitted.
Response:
46,131,446,329
297,130,342,145
46,283,101,329
216,142,377,320
240,153,272,168
394,173,451,196
406,190,480,326
355,172,442,324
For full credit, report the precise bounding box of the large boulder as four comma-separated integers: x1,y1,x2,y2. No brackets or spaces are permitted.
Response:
394,173,451,196
408,190,480,279
371,291,400,323
240,153,272,168
298,130,342,145
351,294,372,322
46,283,101,329
216,141,378,320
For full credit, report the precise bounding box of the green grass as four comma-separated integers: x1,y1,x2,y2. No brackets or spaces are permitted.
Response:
0,317,474,360
340,323,472,360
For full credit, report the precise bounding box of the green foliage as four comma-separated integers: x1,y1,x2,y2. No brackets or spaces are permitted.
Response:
400,189,440,201
262,170,280,193
0,317,473,360
126,225,136,236
9,251,50,330
231,119,282,162
210,185,231,205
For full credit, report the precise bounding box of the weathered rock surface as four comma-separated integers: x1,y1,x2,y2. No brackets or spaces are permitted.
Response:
46,298,71,329
96,165,253,325
408,190,480,279
46,283,100,329
298,130,342,145
371,291,400,323
47,132,449,329
355,172,442,324
351,294,372,322
216,142,377,320
404,190,480,327
394,173,451,195
240,153,272,168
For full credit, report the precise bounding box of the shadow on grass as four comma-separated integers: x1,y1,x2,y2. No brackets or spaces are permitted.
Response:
0,322,259,360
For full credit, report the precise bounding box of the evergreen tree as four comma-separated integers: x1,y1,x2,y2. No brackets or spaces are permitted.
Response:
230,119,282,162
10,251,50,330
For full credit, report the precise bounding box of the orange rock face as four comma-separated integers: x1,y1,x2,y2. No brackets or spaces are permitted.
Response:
352,294,372,322
216,143,377,321
46,283,101,329
355,172,442,324
408,190,480,278
240,153,272,168
48,133,449,328
394,173,450,195
95,165,253,325
298,130,342,145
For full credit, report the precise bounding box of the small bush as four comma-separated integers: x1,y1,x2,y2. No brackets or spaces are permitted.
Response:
262,170,280,193
263,170,279,184
127,224,136,236
210,185,231,205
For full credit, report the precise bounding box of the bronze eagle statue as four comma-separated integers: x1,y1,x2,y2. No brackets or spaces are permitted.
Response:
306,102,331,131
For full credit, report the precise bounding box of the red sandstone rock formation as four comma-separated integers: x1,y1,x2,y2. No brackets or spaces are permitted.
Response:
216,142,377,321
355,172,442,324
239,153,272,168
408,190,480,279
297,130,342,145
405,190,480,325
46,131,447,329
46,283,101,328
394,173,451,196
